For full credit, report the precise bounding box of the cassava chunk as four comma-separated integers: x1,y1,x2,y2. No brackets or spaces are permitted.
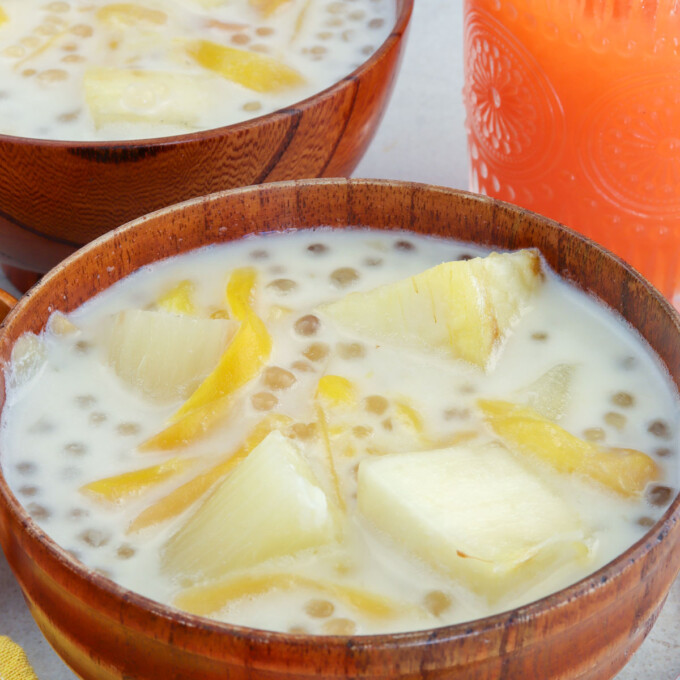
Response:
84,67,212,128
319,250,543,369
163,431,336,579
478,399,660,497
186,39,305,93
358,442,589,601
108,309,237,402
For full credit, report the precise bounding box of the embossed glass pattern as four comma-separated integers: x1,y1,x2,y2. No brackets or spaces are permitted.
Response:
464,0,680,304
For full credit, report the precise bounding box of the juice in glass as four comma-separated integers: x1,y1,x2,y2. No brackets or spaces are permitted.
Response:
463,0,680,303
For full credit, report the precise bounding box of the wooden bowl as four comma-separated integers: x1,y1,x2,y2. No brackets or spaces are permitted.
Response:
0,179,679,680
0,0,412,284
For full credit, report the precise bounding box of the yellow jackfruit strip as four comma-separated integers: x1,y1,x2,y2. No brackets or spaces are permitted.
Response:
186,39,305,93
315,404,346,513
478,399,660,497
138,394,233,451
156,280,196,315
249,0,292,16
291,0,312,42
175,572,417,619
316,375,357,408
96,4,167,27
128,415,291,532
80,457,194,503
168,268,271,424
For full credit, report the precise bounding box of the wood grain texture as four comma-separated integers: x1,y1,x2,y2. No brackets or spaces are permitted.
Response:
0,0,413,278
0,179,678,680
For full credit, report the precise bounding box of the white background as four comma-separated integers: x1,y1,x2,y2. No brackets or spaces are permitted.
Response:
1,2,678,678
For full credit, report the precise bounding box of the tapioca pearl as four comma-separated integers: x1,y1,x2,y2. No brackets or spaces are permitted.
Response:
231,32,250,45
648,419,671,439
310,45,327,56
250,248,269,260
424,590,452,617
64,441,87,456
62,42,78,51
349,9,366,20
75,394,96,408
70,24,93,38
368,17,385,29
531,331,548,341
655,447,672,458
303,342,330,362
337,342,365,359
305,599,335,618
116,422,141,436
583,427,605,442
327,2,346,14
263,366,297,390
317,31,333,40
360,45,374,55
307,243,329,255
381,417,393,431
619,356,636,370
364,395,388,415
294,314,321,336
3,45,26,58
611,391,635,408
291,360,315,373
27,503,51,521
22,69,38,78
363,256,382,267
75,339,92,354
255,26,274,37
646,484,675,507
352,425,372,439
288,625,308,634
290,422,317,441
61,54,85,63
68,507,89,521
37,69,69,83
18,485,40,498
394,239,415,252
46,1,71,11
637,516,655,528
79,528,111,548
322,617,357,635
443,407,470,421
251,391,278,411
16,462,37,475
243,101,262,112
57,109,81,122
604,412,626,430
458,383,476,395
89,411,107,425
117,544,136,560
330,267,359,288
267,278,297,295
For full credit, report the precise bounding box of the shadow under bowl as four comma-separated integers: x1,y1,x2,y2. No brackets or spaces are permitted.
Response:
0,178,679,680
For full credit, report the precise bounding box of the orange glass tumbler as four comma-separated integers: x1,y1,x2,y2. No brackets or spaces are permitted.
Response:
463,0,680,304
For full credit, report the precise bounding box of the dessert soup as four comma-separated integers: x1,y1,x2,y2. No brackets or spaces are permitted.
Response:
0,0,393,141
1,228,678,635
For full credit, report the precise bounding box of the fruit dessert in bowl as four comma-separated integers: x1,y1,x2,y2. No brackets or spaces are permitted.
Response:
0,0,412,286
0,178,678,680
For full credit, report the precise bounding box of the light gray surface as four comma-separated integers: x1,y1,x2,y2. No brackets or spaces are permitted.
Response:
0,1,678,679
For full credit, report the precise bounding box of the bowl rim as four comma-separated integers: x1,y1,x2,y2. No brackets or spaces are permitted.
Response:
0,0,414,148
1,178,679,655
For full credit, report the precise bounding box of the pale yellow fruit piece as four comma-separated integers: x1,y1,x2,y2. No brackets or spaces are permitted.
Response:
176,572,417,619
81,457,194,503
84,67,212,128
517,363,575,421
9,333,46,390
0,8,8,27
250,0,292,16
156,280,196,315
186,39,305,93
130,414,291,531
96,4,167,28
163,431,336,579
108,309,237,402
358,442,589,600
320,250,543,369
46,312,80,337
478,399,659,497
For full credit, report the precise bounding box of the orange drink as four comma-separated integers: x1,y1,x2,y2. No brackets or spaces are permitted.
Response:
463,0,680,303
